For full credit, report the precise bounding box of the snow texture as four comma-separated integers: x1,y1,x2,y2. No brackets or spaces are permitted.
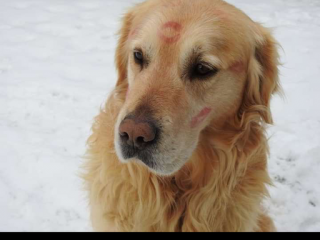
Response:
0,0,320,232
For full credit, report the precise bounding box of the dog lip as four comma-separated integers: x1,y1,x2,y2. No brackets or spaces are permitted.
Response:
120,143,155,162
139,157,156,170
122,152,157,170
120,144,139,159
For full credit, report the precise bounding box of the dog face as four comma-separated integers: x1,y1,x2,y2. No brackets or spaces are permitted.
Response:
114,0,279,176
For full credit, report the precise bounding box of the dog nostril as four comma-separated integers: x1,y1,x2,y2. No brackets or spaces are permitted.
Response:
120,132,129,141
136,136,146,145
119,117,158,150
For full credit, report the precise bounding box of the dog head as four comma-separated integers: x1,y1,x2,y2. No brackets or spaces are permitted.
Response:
114,0,279,176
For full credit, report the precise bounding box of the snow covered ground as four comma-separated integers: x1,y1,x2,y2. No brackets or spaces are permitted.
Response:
0,0,319,232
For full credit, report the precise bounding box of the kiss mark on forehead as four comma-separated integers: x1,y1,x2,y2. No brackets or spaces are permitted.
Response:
191,107,212,128
158,21,182,44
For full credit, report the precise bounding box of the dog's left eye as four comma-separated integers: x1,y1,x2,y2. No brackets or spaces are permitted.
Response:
192,63,218,79
196,64,211,75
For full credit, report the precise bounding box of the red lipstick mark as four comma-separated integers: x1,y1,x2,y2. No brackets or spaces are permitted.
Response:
191,108,212,128
230,62,245,74
129,28,139,40
158,21,182,44
126,88,130,100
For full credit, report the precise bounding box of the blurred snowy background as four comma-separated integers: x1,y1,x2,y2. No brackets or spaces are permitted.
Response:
0,0,320,232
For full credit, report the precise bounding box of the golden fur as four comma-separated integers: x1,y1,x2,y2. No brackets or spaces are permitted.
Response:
84,0,280,232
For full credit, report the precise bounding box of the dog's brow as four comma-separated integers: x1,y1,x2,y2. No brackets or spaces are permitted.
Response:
182,50,221,79
158,21,182,44
187,47,221,66
203,55,222,67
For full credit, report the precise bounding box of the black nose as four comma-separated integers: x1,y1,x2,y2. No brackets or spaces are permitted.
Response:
119,118,158,151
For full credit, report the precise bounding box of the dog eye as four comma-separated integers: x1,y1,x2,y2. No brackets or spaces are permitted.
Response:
193,63,218,79
196,64,211,75
134,50,144,65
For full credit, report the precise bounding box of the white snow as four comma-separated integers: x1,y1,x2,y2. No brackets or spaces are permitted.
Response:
0,0,319,232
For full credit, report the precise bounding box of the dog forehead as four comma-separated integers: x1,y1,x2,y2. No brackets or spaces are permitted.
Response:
134,17,221,48
134,7,229,43
129,1,253,65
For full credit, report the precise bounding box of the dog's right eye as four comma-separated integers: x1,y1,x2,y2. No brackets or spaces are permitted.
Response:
134,50,144,65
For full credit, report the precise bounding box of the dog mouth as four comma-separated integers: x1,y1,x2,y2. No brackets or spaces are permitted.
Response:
115,106,194,176
116,106,164,170
119,142,158,169
117,130,184,176
117,137,194,176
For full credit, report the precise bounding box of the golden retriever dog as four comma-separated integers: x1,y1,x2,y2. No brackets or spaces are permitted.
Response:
84,0,280,232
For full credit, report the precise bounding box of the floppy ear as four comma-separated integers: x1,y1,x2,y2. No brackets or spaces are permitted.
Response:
115,1,156,88
240,25,281,125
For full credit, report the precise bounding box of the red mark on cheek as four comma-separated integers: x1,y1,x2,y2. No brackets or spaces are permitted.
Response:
158,21,182,44
230,62,245,74
191,108,212,128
